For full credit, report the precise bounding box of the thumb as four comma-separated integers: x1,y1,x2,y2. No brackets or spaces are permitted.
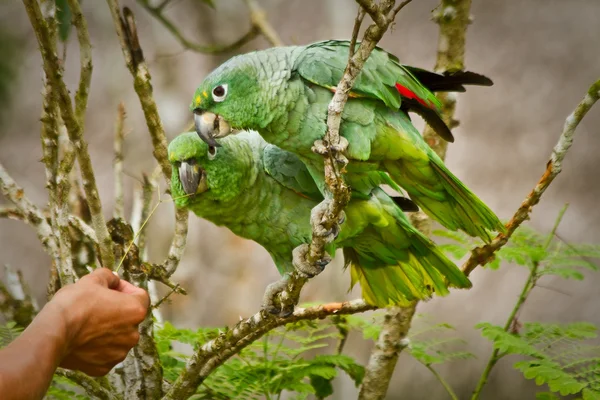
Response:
116,280,150,309
87,268,121,289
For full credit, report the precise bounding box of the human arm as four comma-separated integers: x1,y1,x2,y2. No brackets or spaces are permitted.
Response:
0,268,149,400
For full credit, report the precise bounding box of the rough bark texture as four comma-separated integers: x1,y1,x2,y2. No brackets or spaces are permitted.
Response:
359,1,472,398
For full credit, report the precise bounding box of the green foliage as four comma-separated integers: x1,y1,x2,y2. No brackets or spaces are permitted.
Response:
435,223,600,277
0,321,23,347
46,376,87,400
156,319,365,399
408,314,475,367
478,321,600,398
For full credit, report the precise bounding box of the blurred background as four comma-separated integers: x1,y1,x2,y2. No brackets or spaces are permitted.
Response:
1,0,599,398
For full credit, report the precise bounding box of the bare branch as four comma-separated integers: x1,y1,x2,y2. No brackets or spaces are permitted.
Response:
462,79,600,276
0,266,38,327
244,0,283,47
68,215,98,244
359,304,416,400
164,300,377,399
163,208,189,277
109,219,163,398
131,171,158,255
0,164,59,262
137,0,261,54
56,369,118,400
113,103,127,219
67,0,93,126
106,3,171,181
23,0,115,269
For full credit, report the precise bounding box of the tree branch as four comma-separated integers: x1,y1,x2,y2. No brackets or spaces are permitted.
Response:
56,369,118,400
0,164,59,262
243,0,283,47
113,103,126,220
0,266,38,328
23,0,115,270
163,300,376,399
138,0,283,54
106,1,189,278
461,79,600,276
470,204,569,400
359,1,469,398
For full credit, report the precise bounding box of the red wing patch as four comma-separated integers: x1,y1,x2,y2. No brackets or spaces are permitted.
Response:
395,83,435,109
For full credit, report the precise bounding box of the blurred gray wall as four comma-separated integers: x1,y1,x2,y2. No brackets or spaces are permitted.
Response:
1,0,599,398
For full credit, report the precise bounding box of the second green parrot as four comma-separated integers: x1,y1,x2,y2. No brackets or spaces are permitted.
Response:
168,131,471,311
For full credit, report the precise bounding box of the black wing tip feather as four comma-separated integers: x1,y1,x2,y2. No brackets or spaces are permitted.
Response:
391,196,420,212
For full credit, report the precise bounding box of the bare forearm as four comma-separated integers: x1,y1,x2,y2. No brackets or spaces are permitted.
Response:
0,304,68,400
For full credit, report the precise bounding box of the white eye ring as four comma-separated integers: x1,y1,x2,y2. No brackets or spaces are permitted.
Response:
208,145,218,160
212,84,228,102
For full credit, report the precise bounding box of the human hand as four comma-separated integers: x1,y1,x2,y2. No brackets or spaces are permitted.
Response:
47,268,149,376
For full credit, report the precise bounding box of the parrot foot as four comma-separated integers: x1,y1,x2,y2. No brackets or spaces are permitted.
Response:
262,274,296,317
293,244,331,278
312,137,349,166
311,201,346,243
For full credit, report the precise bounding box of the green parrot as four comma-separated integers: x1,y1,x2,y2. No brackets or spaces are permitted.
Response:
189,40,505,243
168,131,471,312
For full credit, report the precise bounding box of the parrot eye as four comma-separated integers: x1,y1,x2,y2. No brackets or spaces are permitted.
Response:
212,84,228,102
208,145,217,160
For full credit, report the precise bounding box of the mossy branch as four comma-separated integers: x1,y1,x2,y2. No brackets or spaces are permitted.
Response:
22,0,115,270
106,1,189,278
163,300,376,399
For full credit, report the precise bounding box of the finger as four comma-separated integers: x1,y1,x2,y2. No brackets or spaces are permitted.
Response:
86,268,121,289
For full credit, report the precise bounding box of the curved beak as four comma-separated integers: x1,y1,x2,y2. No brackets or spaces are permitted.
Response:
178,160,208,195
193,110,232,147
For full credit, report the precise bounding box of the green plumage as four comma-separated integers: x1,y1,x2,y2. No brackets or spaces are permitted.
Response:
190,40,505,242
169,131,471,307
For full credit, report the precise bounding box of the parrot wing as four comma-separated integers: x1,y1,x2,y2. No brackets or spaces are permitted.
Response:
295,40,442,111
263,143,323,201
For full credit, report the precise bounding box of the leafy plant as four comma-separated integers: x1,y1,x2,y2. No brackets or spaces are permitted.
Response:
478,321,600,398
0,321,22,347
156,319,365,399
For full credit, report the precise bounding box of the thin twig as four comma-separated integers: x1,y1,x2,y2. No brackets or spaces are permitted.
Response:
137,0,261,53
107,2,189,279
163,300,377,399
0,266,38,328
106,3,171,180
114,102,127,219
424,364,459,400
67,0,93,126
56,368,118,400
470,204,569,400
23,0,115,269
163,207,189,277
462,79,600,276
244,0,283,47
0,164,59,262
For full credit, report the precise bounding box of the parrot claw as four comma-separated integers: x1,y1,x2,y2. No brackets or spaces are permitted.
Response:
311,137,349,166
292,244,331,278
262,275,296,317
310,201,346,243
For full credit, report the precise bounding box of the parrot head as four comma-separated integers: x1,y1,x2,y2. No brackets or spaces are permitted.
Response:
189,55,269,147
168,131,251,207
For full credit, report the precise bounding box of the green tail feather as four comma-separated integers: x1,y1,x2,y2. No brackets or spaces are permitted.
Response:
344,217,472,308
385,156,506,243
